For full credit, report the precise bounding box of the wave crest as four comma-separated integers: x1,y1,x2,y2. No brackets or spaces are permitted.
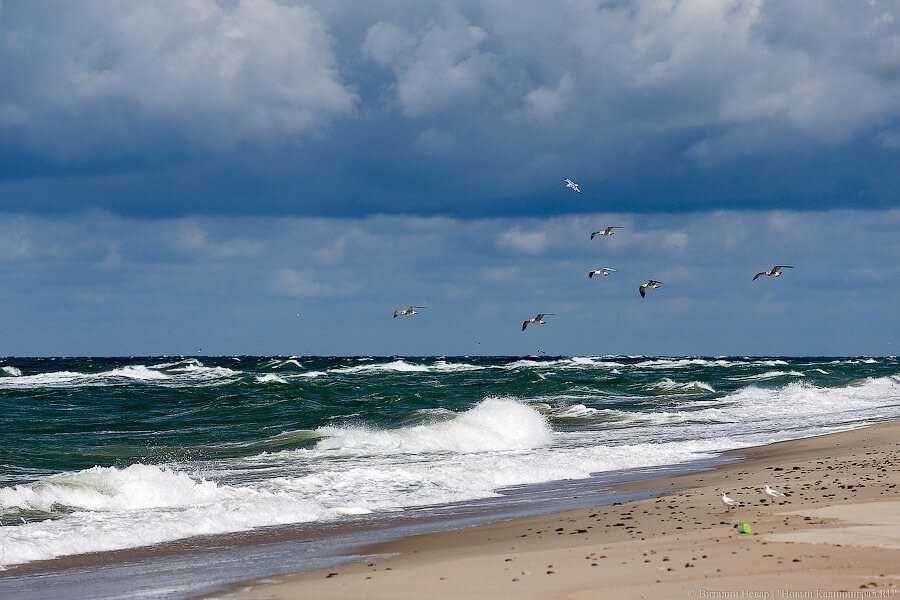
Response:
313,397,552,455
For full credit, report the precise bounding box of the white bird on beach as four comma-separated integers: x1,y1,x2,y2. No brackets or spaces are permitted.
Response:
588,268,616,279
563,178,582,194
764,484,786,501
639,280,662,298
590,226,624,239
721,492,739,511
753,265,794,281
522,313,554,331
393,306,427,318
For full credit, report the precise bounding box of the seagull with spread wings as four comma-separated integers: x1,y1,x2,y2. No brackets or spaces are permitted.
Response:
522,313,554,331
590,226,624,239
563,178,582,194
753,265,794,281
639,280,662,298
393,306,427,318
589,268,616,279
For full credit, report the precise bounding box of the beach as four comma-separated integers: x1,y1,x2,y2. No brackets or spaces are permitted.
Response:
209,420,900,599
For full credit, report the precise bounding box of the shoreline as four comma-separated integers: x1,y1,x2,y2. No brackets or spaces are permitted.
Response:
0,458,733,600
206,421,900,599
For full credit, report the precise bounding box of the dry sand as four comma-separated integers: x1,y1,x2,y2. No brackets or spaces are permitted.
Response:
206,421,900,599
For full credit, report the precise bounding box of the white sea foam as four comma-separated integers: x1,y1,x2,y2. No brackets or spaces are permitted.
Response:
277,359,303,369
0,366,22,377
647,378,716,393
256,374,288,384
505,357,624,371
107,365,170,380
166,362,240,378
0,360,241,389
0,465,334,568
331,359,485,375
297,370,325,378
153,358,203,369
633,376,900,429
313,397,552,455
561,357,626,369
0,464,219,513
551,404,616,419
331,360,432,374
727,370,806,381
632,358,789,369
0,371,86,388
505,359,561,369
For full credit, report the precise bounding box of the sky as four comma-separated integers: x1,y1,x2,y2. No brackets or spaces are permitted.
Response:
0,0,898,357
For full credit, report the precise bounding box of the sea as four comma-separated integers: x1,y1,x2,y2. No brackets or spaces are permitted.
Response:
1,355,899,599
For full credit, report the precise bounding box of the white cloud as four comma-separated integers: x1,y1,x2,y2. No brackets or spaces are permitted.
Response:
275,267,358,298
0,218,32,261
356,0,900,182
880,128,900,148
0,209,897,355
481,265,522,283
363,8,507,118
496,227,547,255
662,231,688,251
174,221,264,260
517,73,574,122
0,0,357,156
412,128,456,155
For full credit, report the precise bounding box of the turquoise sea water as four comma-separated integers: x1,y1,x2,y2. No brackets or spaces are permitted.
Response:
1,355,899,579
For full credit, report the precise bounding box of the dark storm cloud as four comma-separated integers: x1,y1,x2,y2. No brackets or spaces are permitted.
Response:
0,0,898,217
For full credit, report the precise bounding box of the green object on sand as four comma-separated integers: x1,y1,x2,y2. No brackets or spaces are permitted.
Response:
741,523,752,534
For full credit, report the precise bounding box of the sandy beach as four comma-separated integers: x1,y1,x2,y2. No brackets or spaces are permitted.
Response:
207,421,900,599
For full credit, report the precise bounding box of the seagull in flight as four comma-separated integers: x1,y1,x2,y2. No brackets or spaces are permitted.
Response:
393,306,427,318
590,226,624,239
588,267,616,279
721,492,739,511
639,280,662,298
522,313,554,331
753,265,794,281
563,178,582,194
764,484,786,502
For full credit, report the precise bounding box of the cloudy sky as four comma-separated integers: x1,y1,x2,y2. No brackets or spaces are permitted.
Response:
1,0,898,357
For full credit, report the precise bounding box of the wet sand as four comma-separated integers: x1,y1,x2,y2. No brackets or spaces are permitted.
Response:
206,421,900,599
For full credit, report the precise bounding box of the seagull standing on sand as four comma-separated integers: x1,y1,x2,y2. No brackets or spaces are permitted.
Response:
393,306,427,318
764,484,786,502
639,280,662,298
588,268,616,279
753,265,794,281
590,226,624,239
721,492,739,511
522,313,554,331
563,178,582,194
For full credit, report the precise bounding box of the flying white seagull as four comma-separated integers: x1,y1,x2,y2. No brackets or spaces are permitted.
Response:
563,178,582,194
589,268,616,279
764,484,786,502
721,492,739,511
522,313,554,331
639,280,662,298
753,265,794,281
393,306,427,318
590,226,624,239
